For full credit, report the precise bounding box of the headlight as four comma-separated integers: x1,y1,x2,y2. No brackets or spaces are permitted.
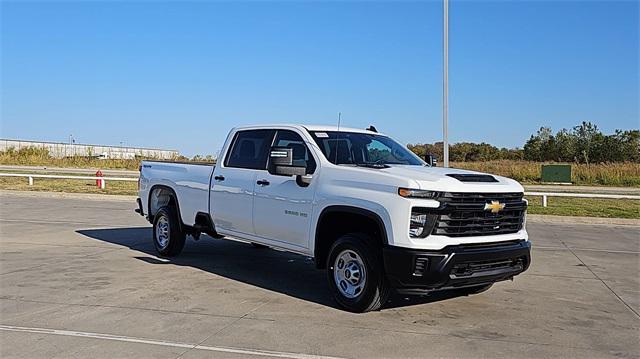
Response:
398,188,439,199
409,209,438,238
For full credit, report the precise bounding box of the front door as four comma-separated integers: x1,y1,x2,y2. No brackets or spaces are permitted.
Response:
253,130,318,250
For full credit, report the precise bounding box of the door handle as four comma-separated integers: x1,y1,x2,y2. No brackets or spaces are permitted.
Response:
257,179,270,186
214,175,225,181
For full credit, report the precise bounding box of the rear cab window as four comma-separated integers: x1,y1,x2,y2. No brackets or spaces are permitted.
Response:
225,129,276,170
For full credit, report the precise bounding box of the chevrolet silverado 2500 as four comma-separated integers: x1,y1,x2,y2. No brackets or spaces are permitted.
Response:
136,125,531,312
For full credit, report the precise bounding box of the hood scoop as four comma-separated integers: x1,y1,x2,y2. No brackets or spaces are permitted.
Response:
446,173,498,183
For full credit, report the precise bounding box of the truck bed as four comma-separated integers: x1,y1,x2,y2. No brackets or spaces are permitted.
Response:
140,160,215,226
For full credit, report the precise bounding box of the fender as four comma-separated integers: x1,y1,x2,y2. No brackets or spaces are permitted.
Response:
315,205,389,245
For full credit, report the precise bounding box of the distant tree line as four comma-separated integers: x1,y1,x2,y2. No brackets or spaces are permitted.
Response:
523,122,639,163
407,142,524,163
408,122,639,163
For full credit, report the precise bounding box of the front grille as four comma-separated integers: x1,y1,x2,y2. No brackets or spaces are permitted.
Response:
432,192,526,237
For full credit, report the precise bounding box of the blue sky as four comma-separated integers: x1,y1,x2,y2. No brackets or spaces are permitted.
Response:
1,1,638,157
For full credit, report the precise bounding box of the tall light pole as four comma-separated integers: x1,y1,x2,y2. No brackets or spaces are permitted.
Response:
443,0,449,167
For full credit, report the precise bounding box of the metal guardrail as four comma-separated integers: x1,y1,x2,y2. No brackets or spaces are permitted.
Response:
0,173,138,190
1,173,639,207
0,165,139,176
524,191,640,207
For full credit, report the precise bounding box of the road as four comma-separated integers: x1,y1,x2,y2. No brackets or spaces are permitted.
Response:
0,192,638,358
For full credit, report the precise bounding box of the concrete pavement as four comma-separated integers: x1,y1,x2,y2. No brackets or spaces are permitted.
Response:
0,193,638,358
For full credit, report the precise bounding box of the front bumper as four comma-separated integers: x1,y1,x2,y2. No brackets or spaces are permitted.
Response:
383,239,531,294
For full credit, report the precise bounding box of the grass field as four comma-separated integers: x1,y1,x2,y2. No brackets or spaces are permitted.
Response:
2,147,639,186
453,161,640,187
525,195,639,219
0,147,144,170
0,174,137,196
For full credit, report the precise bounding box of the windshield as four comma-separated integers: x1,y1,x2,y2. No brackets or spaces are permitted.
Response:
310,131,424,166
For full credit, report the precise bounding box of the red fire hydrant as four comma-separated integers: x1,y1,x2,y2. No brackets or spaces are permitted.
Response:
96,170,104,189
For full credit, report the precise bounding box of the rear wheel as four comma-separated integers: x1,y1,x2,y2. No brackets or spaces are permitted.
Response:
153,206,186,257
326,234,390,313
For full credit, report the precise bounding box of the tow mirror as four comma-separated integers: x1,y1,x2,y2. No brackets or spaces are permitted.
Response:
424,154,438,167
269,147,306,176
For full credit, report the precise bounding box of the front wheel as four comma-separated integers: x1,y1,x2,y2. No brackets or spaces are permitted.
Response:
326,234,390,313
152,206,186,257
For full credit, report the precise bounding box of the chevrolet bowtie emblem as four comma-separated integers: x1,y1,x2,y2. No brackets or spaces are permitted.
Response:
484,200,506,213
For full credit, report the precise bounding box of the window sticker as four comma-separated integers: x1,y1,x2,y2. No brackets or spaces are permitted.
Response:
315,132,329,138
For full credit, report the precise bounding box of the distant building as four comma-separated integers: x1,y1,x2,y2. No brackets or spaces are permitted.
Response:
0,139,179,160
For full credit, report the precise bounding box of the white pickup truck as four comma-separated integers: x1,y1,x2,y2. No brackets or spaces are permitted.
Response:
136,124,531,312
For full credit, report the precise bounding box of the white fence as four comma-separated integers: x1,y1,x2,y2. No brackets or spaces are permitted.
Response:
0,173,138,190
524,191,640,207
1,172,639,207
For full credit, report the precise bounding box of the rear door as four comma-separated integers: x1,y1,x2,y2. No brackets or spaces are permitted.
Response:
253,129,318,249
210,129,275,235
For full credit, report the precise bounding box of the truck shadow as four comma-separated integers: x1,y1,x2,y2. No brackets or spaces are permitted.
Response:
77,227,466,311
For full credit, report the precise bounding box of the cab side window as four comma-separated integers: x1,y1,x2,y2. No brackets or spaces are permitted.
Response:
272,130,317,174
225,130,275,170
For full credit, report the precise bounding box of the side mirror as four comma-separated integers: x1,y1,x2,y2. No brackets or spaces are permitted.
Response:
269,147,306,176
424,154,438,167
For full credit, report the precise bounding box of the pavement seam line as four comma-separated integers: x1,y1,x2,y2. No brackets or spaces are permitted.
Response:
533,246,640,254
0,247,122,276
523,273,601,280
177,299,276,359
246,319,615,352
0,297,275,322
0,218,139,227
553,233,640,319
0,241,125,249
0,324,344,359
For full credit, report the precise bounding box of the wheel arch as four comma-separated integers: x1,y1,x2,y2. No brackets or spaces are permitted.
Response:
147,185,183,230
313,205,389,269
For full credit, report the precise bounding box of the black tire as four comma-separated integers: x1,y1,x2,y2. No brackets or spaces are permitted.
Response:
452,283,493,296
152,206,186,257
251,242,268,249
326,233,390,313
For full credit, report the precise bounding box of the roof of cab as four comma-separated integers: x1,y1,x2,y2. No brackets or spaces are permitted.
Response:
232,124,382,135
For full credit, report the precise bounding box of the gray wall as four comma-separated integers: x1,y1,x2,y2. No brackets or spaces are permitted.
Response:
0,139,179,159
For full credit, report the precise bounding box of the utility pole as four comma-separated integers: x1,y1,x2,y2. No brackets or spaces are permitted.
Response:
443,0,449,167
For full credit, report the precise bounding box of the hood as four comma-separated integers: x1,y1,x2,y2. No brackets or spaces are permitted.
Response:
382,165,524,193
